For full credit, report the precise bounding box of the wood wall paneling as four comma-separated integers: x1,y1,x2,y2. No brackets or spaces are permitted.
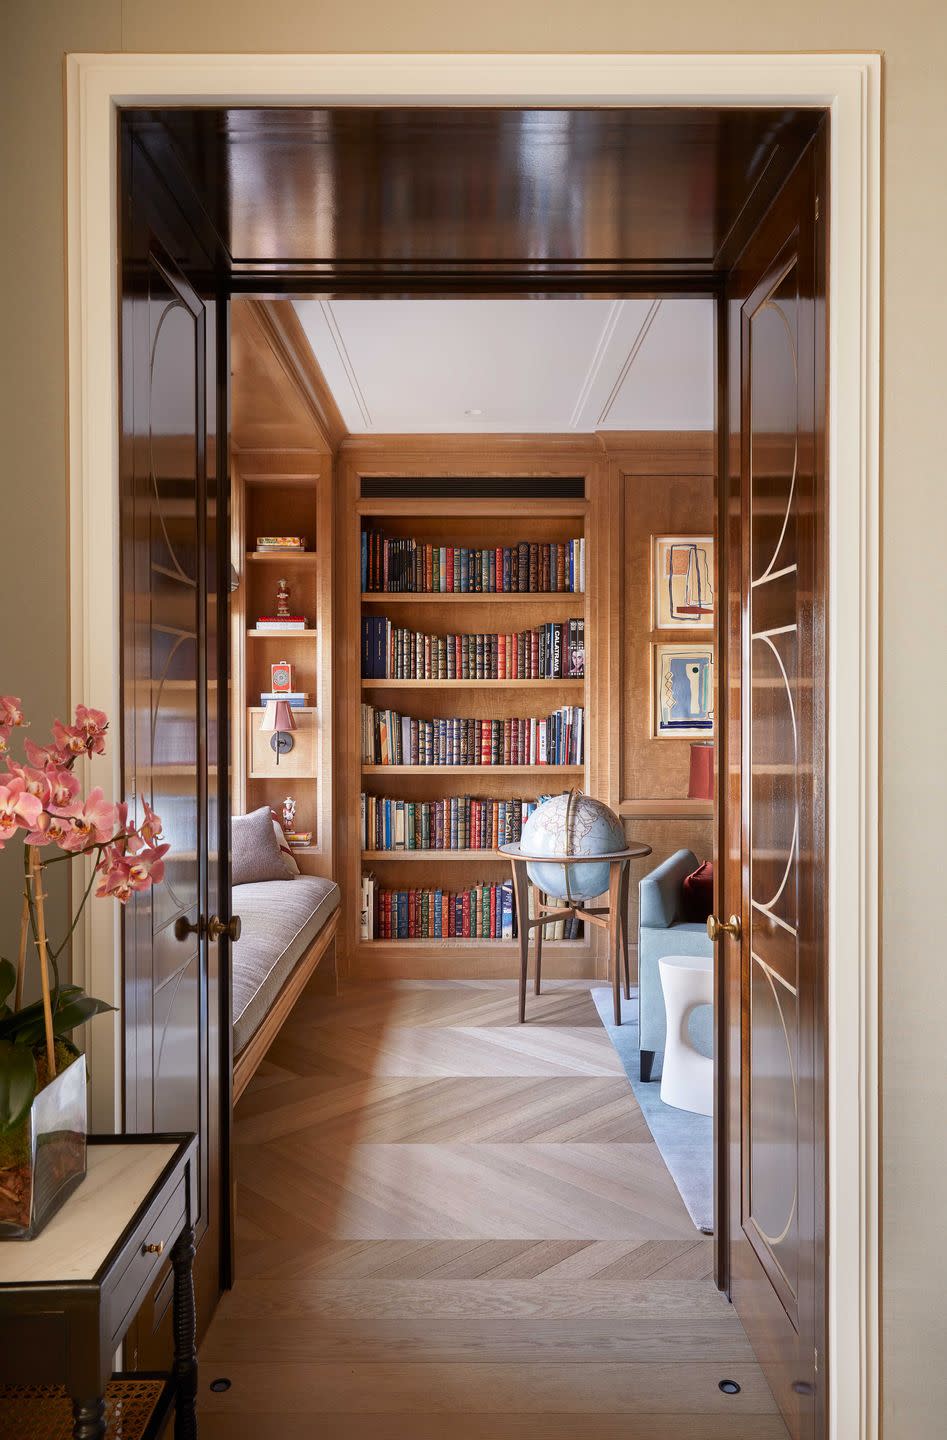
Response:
597,435,716,966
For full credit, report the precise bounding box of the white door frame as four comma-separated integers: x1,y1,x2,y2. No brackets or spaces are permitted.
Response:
65,51,881,1440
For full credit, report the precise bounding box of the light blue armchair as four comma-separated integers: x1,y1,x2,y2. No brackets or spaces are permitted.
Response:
638,849,713,1081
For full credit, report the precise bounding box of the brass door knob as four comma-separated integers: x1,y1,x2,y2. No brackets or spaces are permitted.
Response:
143,1241,164,1256
707,913,742,943
207,913,242,942
174,913,203,942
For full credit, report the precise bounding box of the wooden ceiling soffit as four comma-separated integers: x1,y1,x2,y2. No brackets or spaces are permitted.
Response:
231,297,347,454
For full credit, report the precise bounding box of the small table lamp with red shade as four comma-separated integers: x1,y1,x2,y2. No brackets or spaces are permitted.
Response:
688,740,714,802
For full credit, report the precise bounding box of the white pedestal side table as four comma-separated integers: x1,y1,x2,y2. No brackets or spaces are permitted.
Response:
658,954,714,1116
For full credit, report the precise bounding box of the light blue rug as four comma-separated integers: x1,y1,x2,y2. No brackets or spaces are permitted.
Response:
591,986,713,1234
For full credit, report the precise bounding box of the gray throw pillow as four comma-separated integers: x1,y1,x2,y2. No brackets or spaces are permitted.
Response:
232,806,291,885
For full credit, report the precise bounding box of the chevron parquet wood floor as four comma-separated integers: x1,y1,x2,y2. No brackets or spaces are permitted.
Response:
199,979,786,1438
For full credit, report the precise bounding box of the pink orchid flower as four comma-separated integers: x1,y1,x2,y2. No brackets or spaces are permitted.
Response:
138,799,164,846
25,737,72,771
5,761,55,808
55,787,117,851
0,727,9,758
45,767,81,809
23,811,75,847
73,705,109,754
0,696,27,728
95,846,135,903
126,842,170,890
0,780,44,847
51,720,90,759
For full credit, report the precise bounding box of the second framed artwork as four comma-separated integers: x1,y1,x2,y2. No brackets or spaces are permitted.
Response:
652,642,715,738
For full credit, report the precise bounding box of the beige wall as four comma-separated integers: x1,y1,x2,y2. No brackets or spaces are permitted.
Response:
4,3,946,1433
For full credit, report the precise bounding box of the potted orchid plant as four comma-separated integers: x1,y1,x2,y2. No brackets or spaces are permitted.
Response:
0,696,168,1238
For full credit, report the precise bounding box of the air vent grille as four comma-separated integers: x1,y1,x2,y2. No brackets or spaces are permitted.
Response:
361,476,585,501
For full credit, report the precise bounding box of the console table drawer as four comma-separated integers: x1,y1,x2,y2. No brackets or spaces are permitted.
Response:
109,1177,187,1336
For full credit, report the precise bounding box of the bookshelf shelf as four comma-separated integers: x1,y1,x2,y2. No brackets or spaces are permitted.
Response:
246,550,318,564
361,592,581,605
358,938,586,953
361,764,584,776
248,628,317,638
361,678,584,691
363,849,509,862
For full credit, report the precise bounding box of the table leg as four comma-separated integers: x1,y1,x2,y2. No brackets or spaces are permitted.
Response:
619,859,631,1002
531,884,544,996
171,1223,198,1440
511,859,531,1023
608,862,622,1026
72,1396,106,1440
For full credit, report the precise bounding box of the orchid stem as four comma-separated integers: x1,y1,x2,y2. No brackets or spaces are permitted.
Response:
49,852,102,962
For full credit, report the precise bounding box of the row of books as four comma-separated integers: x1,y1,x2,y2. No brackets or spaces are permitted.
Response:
360,705,585,767
362,532,586,594
360,793,551,852
359,875,583,942
361,618,585,680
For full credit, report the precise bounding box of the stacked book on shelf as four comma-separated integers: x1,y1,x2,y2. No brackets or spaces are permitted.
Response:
359,874,583,941
362,618,585,680
260,690,310,707
255,535,308,553
254,617,309,632
362,532,585,594
360,704,584,767
285,831,312,850
361,793,551,851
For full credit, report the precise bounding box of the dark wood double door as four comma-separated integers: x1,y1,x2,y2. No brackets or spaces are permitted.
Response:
716,126,828,1439
119,127,231,1360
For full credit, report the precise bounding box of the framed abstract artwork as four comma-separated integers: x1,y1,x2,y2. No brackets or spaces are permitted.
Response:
653,642,715,738
652,535,715,628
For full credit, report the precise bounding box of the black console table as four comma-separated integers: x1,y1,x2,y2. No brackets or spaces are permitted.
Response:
0,1132,199,1439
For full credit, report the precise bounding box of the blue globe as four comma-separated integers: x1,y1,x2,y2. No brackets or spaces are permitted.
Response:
521,791,626,902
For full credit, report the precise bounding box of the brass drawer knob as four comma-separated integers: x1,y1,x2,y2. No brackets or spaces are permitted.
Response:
707,913,742,943
143,1241,164,1256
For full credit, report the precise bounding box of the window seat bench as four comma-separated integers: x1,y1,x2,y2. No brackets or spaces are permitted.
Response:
231,874,340,1101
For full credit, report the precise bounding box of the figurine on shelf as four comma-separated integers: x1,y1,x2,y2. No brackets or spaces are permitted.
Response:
276,577,291,619
282,795,297,832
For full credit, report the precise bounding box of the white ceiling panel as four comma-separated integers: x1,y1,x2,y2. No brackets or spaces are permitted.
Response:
292,297,714,435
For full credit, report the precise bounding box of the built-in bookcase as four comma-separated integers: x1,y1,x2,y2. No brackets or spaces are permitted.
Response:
231,453,334,877
342,474,597,976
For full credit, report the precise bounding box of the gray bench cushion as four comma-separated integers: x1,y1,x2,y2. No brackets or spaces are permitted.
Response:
231,876,340,1057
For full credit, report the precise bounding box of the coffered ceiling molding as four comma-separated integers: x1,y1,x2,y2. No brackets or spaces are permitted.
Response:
292,297,714,435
